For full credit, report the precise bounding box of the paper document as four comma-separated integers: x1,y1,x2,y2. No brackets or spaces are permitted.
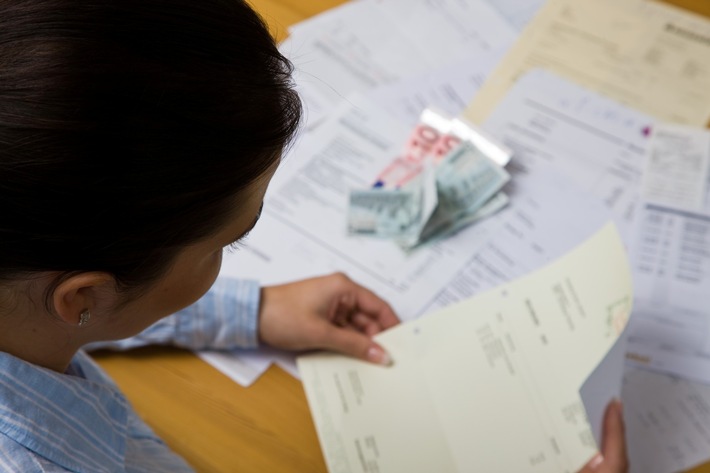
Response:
481,69,653,244
481,0,548,31
464,0,710,126
197,349,272,387
371,0,516,67
298,224,633,473
623,368,710,473
625,124,710,383
641,123,710,212
424,163,613,313
282,0,515,128
365,48,505,128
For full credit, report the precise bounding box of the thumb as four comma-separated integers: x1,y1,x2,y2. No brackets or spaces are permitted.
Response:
599,400,628,472
320,325,393,366
578,400,628,473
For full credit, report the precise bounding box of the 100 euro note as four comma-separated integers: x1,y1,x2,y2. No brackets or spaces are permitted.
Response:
373,108,512,190
373,108,461,189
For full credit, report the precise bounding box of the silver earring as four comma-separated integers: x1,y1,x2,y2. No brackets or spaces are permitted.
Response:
78,309,91,327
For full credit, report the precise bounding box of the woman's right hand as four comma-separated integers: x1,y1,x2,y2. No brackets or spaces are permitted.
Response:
578,400,628,473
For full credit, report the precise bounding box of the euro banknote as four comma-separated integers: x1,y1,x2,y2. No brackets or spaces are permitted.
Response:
373,109,461,189
400,191,509,250
348,165,438,238
349,140,510,245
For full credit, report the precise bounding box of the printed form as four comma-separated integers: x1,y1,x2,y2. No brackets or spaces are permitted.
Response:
364,47,505,128
463,0,710,126
626,124,710,383
480,0,548,32
478,69,653,246
281,0,516,128
623,367,710,473
297,224,632,473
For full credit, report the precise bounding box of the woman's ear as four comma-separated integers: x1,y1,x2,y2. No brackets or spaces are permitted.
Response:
51,272,117,326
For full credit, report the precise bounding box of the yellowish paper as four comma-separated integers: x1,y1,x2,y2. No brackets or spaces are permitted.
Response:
463,0,710,126
297,223,632,473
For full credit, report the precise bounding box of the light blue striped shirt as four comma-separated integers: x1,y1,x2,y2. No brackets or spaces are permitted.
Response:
0,277,260,472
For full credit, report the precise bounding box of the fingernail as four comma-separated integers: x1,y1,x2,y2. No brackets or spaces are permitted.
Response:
367,345,393,366
589,453,604,470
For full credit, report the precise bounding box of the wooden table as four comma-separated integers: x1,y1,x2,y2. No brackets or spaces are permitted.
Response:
93,0,710,471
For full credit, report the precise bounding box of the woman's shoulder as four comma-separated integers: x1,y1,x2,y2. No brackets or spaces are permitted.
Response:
0,351,130,472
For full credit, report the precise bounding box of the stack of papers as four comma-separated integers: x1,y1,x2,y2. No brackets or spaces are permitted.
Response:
198,0,710,472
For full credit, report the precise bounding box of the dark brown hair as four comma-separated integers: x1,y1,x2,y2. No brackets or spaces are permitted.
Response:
0,0,301,289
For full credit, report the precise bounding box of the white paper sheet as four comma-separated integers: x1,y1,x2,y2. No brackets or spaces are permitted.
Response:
623,368,710,473
423,163,613,312
623,125,710,384
197,350,272,387
626,206,710,382
371,0,516,66
481,0,548,31
642,123,710,212
282,0,516,128
480,69,654,245
365,48,505,128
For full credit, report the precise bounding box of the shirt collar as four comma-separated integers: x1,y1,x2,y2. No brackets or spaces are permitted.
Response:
0,351,128,473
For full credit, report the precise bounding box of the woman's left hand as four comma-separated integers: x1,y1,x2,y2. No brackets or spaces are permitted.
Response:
258,273,400,365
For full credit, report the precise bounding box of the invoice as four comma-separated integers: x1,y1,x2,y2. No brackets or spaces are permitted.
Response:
298,224,632,473
626,124,710,383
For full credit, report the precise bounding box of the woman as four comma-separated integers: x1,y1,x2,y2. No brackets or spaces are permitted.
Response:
0,0,627,471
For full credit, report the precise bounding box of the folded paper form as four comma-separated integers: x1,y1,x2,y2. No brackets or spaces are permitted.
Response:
297,223,632,473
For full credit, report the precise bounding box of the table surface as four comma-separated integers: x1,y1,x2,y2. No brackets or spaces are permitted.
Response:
92,0,710,472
